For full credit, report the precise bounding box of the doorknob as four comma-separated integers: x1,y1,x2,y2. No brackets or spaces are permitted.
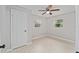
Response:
24,30,27,32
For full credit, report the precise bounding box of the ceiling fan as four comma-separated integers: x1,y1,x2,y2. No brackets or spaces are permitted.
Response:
38,5,60,15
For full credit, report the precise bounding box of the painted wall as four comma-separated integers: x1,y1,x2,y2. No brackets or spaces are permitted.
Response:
0,6,2,44
47,12,75,41
0,6,32,51
75,6,79,51
31,11,75,42
0,6,9,49
31,15,48,38
0,6,3,52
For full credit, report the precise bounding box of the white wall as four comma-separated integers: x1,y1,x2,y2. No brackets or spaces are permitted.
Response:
0,6,14,52
31,15,48,38
47,12,75,41
0,6,3,52
0,6,2,44
0,6,32,51
75,6,79,52
31,11,76,42
0,6,9,49
0,6,11,52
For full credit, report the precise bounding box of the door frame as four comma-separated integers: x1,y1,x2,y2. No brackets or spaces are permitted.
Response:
11,8,27,49
10,6,32,49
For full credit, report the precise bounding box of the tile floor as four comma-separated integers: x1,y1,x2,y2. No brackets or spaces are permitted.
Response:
10,37,74,53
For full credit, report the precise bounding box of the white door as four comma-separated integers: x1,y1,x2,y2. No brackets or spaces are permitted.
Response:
11,9,28,49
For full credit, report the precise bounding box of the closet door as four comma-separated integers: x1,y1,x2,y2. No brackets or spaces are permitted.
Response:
11,9,28,49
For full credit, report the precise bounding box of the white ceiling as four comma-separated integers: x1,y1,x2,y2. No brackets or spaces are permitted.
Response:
20,5,75,17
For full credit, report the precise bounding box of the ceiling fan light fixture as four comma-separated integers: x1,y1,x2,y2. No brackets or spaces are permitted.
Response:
46,11,49,14
39,5,60,15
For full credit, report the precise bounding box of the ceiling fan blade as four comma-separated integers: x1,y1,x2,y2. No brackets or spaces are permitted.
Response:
48,5,53,9
42,12,47,15
38,10,46,11
50,9,60,11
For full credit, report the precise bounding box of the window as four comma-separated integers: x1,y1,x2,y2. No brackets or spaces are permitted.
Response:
55,19,63,28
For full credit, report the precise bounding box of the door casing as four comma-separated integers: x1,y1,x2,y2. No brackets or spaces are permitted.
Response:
11,8,29,49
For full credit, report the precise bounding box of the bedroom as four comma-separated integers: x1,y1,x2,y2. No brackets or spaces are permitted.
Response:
0,5,78,53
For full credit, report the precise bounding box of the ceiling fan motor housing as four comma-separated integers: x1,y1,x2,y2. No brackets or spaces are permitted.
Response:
46,8,50,11
50,13,52,15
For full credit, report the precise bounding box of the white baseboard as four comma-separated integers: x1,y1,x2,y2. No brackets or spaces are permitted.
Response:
5,49,13,53
32,34,74,43
48,34,74,43
32,34,47,40
6,42,32,53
